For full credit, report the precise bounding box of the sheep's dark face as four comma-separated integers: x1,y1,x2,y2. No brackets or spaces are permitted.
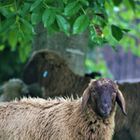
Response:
82,78,126,118
91,79,117,118
23,50,67,86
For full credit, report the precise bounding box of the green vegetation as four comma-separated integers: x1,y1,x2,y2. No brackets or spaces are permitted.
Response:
0,0,139,81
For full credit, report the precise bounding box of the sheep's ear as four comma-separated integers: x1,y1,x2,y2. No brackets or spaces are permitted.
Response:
82,87,90,110
82,79,96,110
116,90,127,116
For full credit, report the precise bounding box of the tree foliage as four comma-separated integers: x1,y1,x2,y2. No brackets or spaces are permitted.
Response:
0,45,25,83
0,0,139,61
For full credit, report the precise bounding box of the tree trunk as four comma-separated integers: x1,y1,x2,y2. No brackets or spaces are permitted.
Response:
32,23,89,75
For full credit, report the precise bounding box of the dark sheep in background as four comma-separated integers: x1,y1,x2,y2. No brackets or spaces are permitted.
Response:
0,78,126,140
0,79,29,101
27,83,43,98
113,79,140,140
0,79,43,102
23,49,101,98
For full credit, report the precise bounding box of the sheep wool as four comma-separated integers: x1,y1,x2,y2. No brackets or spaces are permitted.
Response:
0,98,114,140
0,78,126,140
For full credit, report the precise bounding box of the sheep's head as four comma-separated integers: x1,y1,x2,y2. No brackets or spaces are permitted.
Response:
23,49,69,86
82,78,126,118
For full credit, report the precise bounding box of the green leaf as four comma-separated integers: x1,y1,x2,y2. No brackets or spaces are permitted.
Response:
42,9,55,27
111,25,123,41
0,45,5,51
8,30,18,50
63,0,68,4
19,43,31,62
128,0,136,10
113,0,123,6
18,3,31,16
64,1,80,16
47,22,59,34
103,26,118,46
123,0,136,11
122,28,130,33
31,13,42,25
20,18,35,34
30,0,43,11
0,18,15,33
80,0,89,6
0,7,15,18
56,15,70,35
98,0,105,5
73,15,89,34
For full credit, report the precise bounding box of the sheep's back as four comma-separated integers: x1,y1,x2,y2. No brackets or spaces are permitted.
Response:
0,97,115,140
0,98,77,140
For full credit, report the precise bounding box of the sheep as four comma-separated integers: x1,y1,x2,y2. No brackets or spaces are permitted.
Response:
0,78,126,140
23,52,140,140
0,78,29,101
0,79,43,102
27,83,43,98
113,79,140,140
23,49,138,140
22,49,101,98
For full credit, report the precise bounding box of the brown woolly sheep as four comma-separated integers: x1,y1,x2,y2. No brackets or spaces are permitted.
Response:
113,79,140,140
23,49,136,140
0,78,126,140
0,79,29,101
0,79,43,102
23,49,101,98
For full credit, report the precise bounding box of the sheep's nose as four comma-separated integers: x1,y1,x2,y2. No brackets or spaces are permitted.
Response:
100,104,111,117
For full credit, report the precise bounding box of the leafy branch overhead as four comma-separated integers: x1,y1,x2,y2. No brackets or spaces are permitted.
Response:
0,0,139,60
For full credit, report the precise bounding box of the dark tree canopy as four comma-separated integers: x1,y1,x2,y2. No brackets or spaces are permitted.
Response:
0,0,139,60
